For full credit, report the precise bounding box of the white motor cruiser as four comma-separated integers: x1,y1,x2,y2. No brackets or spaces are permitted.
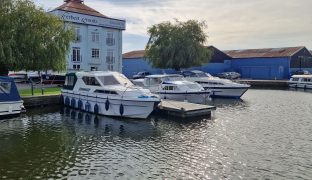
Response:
0,76,24,117
181,70,250,99
61,71,161,119
132,74,210,103
288,75,312,89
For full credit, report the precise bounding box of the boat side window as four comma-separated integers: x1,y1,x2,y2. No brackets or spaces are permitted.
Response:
65,76,75,86
79,88,90,92
163,86,175,91
303,78,311,82
94,89,118,94
150,78,161,86
0,82,11,93
98,76,120,86
82,76,101,86
291,78,299,81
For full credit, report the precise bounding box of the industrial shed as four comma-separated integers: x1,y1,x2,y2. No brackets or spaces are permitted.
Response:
225,46,312,80
122,46,231,78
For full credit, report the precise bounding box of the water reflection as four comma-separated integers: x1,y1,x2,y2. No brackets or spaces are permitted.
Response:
61,107,159,140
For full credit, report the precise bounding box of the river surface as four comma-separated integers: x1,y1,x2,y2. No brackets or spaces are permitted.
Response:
0,89,312,179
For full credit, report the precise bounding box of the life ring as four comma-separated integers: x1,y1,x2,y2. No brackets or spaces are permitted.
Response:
78,100,83,110
105,99,110,111
94,104,99,114
71,98,76,108
119,104,124,116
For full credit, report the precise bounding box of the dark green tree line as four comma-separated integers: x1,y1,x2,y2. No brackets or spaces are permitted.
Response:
0,0,74,75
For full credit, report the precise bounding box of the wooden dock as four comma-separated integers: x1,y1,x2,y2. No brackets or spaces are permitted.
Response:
158,100,216,118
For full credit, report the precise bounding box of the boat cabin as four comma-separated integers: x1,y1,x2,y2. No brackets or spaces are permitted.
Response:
0,76,21,102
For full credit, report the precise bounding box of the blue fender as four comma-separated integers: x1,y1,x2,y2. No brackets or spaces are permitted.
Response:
105,99,110,111
65,97,70,106
78,100,83,110
119,104,124,116
94,104,99,114
85,102,91,112
71,98,76,108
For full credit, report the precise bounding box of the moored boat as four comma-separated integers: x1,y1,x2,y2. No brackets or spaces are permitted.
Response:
0,76,24,117
61,71,161,119
132,74,211,104
181,70,250,99
288,75,312,89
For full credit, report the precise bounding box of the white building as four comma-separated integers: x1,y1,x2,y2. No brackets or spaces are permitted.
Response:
50,0,126,72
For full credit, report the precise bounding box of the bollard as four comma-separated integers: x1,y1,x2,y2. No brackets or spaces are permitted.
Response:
41,88,44,95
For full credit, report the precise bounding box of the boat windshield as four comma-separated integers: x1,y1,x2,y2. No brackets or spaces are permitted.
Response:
98,75,134,87
0,82,11,94
195,72,210,77
162,76,184,81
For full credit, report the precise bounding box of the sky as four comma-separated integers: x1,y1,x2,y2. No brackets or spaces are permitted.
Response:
34,0,312,53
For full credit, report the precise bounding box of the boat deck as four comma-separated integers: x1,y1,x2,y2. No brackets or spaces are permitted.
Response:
158,100,216,118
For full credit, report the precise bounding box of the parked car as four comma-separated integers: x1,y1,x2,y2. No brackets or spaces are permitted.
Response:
291,69,310,75
217,72,241,79
132,71,151,79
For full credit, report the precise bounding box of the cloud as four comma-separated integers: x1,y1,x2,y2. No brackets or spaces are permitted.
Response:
34,0,312,52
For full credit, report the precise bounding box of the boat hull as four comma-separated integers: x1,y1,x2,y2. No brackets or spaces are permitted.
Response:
204,87,249,99
0,101,24,116
62,92,159,119
289,83,312,89
157,92,210,104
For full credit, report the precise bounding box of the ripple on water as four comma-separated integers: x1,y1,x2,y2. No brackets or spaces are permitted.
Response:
0,89,312,179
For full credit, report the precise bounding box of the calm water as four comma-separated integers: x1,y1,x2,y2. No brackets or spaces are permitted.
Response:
0,89,312,179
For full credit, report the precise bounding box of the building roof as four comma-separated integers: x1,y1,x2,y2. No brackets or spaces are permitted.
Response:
123,50,145,59
224,46,305,59
123,46,231,63
54,0,107,18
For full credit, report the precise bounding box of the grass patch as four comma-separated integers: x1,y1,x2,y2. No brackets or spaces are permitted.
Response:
19,87,61,97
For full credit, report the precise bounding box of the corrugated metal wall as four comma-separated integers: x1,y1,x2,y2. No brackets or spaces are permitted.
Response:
122,58,230,78
230,57,290,79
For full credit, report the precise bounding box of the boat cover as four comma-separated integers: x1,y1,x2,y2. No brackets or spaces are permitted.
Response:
0,76,21,102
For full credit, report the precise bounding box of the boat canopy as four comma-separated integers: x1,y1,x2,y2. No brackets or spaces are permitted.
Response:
0,76,21,101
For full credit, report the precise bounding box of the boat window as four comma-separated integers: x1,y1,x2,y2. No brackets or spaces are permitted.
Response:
65,76,75,86
0,82,11,94
292,78,299,81
303,78,311,82
79,88,90,92
149,78,161,86
94,89,118,94
82,76,101,86
162,76,183,81
196,72,209,77
98,76,120,86
163,86,176,91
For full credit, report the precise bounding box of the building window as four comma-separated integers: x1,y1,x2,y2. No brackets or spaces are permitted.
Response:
92,49,100,59
106,50,115,71
73,64,80,70
72,47,81,62
91,32,99,43
74,27,81,42
106,32,115,46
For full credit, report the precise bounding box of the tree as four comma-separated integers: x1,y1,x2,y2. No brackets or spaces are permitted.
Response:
0,0,74,75
145,19,212,71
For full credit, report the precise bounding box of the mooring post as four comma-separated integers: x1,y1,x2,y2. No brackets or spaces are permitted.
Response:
30,79,34,96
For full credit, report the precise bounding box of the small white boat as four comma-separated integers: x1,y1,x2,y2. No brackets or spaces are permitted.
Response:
61,71,161,119
182,70,250,99
0,76,24,117
132,74,210,103
288,75,312,89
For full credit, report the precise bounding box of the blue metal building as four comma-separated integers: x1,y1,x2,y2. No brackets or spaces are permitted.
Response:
225,46,312,79
122,46,231,78
122,46,312,80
